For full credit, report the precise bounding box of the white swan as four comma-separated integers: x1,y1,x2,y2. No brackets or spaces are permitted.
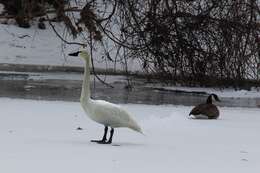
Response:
69,50,142,144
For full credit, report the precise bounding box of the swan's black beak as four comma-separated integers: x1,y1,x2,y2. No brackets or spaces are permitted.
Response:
68,51,81,57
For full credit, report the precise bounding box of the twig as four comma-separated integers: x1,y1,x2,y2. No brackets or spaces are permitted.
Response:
18,35,30,39
48,17,86,46
89,34,114,88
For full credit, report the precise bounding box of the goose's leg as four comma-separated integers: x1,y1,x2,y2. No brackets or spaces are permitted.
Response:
106,128,114,144
91,126,108,143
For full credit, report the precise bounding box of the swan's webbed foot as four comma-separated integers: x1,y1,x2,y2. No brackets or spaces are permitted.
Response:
91,139,106,143
90,140,111,144
91,139,112,144
91,126,114,145
91,126,108,143
97,140,111,144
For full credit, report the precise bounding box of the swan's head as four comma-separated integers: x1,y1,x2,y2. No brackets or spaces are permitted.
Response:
68,50,90,61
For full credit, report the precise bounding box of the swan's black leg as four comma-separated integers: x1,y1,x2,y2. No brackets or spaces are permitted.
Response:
91,126,108,143
106,128,114,144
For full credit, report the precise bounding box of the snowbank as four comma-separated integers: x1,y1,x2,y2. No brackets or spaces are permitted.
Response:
0,98,259,173
0,24,141,72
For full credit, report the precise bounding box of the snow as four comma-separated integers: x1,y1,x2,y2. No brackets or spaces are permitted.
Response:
0,24,141,72
0,24,80,65
151,86,260,98
0,4,4,14
0,98,259,173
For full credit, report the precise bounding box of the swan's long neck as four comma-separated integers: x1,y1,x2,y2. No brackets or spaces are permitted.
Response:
80,58,91,103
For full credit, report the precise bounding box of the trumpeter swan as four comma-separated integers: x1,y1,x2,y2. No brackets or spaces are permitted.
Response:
189,94,221,119
69,50,142,144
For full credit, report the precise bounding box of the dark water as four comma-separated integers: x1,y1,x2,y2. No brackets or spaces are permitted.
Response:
0,73,260,108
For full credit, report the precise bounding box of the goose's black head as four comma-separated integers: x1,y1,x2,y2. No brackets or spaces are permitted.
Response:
68,51,81,57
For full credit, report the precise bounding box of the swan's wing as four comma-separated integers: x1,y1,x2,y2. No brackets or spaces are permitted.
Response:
91,100,132,127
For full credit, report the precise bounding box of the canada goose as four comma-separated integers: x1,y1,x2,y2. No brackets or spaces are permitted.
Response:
69,50,142,144
189,94,220,119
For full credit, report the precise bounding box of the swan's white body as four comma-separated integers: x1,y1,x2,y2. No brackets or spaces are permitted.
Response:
79,51,142,133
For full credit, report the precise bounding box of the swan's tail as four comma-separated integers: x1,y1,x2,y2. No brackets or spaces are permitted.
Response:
128,118,143,134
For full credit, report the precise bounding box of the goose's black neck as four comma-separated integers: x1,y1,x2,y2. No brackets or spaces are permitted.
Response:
206,95,213,104
206,94,220,104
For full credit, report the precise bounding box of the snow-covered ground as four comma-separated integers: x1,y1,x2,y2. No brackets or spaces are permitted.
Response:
0,98,259,173
0,23,141,72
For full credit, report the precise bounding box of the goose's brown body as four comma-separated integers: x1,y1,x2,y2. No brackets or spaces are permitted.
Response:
189,94,220,119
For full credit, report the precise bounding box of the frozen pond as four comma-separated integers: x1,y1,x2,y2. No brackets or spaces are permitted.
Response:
0,98,260,173
0,72,260,107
